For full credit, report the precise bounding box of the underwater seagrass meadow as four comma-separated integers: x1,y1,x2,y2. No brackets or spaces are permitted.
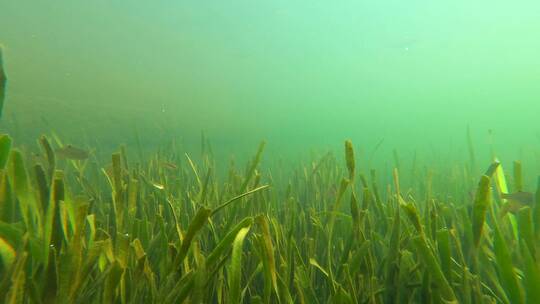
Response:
3,1,540,303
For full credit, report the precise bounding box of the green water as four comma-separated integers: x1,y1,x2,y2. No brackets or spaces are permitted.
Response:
2,1,540,163
3,2,540,302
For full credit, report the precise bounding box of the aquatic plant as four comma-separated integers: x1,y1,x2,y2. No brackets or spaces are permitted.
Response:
0,132,538,303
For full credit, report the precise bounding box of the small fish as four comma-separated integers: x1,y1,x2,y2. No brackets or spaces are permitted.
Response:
0,45,7,119
56,144,90,160
31,152,43,163
499,191,534,216
160,162,178,170
139,173,165,190
501,191,534,205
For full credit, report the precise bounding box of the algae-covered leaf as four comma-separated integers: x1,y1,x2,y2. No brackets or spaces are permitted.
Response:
174,207,211,270
401,200,423,236
413,235,457,303
309,258,329,278
42,247,58,304
192,249,207,304
330,286,354,304
211,185,269,216
9,150,32,233
34,164,49,212
0,221,22,249
484,161,500,178
493,160,508,196
185,153,202,190
0,237,15,268
0,135,11,170
492,161,518,237
0,172,13,222
472,175,491,248
436,229,452,282
39,135,56,179
493,221,524,304
350,190,360,240
0,47,6,119
385,204,401,304
517,207,535,261
520,239,540,304
344,139,355,180
349,240,371,271
228,226,251,304
206,217,253,267
163,271,194,303
513,161,523,192
5,252,27,304
102,261,124,303
255,215,279,301
111,152,123,201
533,176,540,237
44,171,65,257
240,141,266,192
9,150,29,198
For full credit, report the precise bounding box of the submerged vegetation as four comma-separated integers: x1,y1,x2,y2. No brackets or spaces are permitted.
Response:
0,46,6,119
0,132,539,304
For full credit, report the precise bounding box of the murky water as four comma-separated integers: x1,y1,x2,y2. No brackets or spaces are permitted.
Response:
2,1,540,163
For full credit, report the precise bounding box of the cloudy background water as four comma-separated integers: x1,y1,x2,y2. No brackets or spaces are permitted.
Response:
1,0,540,170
